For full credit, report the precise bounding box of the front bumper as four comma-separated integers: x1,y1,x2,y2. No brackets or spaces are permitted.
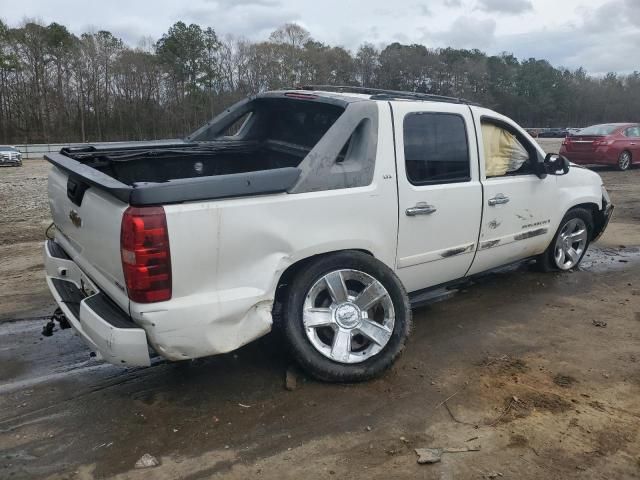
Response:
592,193,614,242
0,158,22,166
44,240,151,366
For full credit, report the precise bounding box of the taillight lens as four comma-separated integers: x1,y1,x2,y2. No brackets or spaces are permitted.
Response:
594,138,614,146
121,206,172,303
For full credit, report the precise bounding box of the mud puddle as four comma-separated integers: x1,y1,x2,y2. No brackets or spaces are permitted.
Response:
579,245,640,272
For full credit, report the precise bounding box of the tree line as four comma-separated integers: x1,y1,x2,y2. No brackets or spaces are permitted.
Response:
1,20,639,144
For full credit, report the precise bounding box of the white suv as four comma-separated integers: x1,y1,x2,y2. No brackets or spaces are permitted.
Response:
43,87,613,382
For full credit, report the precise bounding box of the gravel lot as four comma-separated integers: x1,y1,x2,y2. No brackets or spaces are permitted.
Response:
1,147,639,479
0,161,54,322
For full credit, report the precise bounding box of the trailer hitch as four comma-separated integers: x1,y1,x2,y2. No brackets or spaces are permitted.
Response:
41,308,71,337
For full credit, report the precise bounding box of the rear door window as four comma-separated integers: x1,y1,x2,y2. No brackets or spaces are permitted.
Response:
403,113,470,185
624,126,640,137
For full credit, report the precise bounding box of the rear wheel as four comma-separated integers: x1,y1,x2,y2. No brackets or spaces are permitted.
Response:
283,251,411,382
536,208,593,272
618,151,631,171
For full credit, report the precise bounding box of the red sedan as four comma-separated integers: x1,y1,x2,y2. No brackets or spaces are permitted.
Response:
559,123,640,171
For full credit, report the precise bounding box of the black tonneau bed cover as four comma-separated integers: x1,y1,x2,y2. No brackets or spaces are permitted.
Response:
45,150,301,206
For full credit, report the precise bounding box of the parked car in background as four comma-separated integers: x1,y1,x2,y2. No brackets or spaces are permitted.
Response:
560,123,640,171
0,146,22,166
538,128,569,138
525,128,539,138
567,128,581,136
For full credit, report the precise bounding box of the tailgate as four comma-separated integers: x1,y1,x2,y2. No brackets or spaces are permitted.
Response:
48,165,130,311
567,136,599,152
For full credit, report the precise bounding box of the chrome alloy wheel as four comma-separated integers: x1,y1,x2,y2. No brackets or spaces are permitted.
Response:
554,218,588,270
619,151,631,170
302,269,395,364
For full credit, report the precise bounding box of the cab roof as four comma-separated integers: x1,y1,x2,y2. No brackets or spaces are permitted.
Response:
289,85,481,106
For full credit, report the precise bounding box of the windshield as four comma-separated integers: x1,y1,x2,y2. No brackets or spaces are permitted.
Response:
577,124,620,136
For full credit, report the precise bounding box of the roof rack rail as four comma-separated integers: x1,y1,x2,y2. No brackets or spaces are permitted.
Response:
299,85,481,106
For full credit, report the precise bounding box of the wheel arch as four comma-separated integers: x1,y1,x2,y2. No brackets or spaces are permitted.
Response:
566,202,607,241
271,249,375,325
537,204,597,272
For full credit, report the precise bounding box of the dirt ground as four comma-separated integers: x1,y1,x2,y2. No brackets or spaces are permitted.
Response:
0,160,54,321
1,142,639,479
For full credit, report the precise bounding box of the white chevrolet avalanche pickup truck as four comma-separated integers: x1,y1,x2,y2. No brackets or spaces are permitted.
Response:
44,87,613,382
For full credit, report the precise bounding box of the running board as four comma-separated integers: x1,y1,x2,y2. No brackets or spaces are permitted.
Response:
409,287,458,309
407,256,538,309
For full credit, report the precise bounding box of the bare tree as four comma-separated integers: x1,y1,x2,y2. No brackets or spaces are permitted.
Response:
0,19,638,144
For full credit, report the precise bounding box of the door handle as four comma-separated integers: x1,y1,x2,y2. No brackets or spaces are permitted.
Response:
631,143,637,145
406,203,437,216
488,194,510,206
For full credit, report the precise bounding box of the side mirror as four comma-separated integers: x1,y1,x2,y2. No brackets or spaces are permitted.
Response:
543,153,570,176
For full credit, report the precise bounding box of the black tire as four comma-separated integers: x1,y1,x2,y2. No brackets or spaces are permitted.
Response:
282,251,411,382
536,208,593,272
618,151,631,171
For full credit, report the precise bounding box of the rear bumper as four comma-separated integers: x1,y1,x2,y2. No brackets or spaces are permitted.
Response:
44,240,151,366
44,238,274,364
560,148,618,165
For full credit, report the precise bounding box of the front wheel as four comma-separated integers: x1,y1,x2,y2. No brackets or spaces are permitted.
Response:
618,151,631,171
536,208,593,271
283,251,411,382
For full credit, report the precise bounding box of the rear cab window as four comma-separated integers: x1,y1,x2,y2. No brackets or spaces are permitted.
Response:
403,113,470,185
192,98,346,150
190,95,379,193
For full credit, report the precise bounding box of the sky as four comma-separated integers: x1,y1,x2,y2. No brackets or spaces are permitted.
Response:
1,0,639,75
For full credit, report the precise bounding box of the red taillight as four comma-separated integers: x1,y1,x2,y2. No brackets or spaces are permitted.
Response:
594,137,613,146
121,206,171,303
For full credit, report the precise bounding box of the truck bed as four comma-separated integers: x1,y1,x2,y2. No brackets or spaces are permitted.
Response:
60,140,307,184
45,94,354,206
46,141,303,206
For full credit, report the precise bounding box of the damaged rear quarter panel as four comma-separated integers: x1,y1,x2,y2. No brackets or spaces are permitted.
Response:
131,106,398,359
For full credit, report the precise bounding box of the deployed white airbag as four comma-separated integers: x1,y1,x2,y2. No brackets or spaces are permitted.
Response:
482,123,529,177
